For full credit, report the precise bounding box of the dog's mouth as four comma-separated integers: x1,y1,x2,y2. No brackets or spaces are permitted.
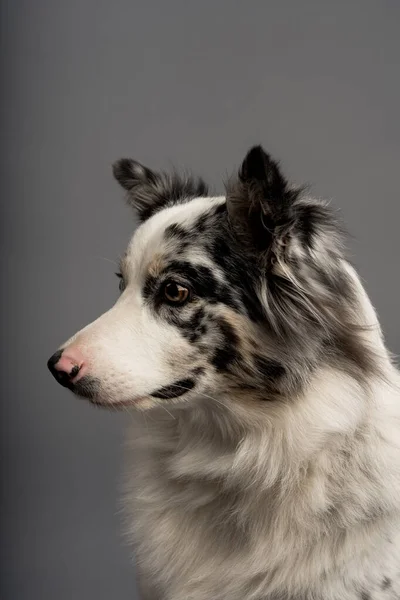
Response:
150,377,196,399
69,374,198,409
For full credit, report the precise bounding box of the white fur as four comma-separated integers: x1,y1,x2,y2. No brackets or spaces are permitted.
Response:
61,197,224,406
122,270,400,598
59,198,400,599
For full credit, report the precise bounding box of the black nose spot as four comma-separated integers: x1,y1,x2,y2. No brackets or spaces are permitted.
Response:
47,349,72,388
70,364,80,378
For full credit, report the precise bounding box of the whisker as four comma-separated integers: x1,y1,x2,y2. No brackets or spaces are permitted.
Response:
122,404,135,420
160,405,176,420
167,383,232,412
93,256,119,267
143,411,150,435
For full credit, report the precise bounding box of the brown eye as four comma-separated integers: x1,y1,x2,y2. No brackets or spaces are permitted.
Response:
163,281,190,305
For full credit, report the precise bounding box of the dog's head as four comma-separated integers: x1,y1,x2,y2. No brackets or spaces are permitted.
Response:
48,146,374,411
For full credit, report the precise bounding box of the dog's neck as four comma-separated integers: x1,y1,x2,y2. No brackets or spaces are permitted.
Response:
165,367,368,489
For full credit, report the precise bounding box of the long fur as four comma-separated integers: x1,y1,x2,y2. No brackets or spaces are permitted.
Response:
51,146,400,600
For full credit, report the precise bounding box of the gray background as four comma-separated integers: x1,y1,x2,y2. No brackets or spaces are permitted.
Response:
1,1,399,598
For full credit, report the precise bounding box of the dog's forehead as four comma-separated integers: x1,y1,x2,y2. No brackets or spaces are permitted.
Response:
124,196,226,276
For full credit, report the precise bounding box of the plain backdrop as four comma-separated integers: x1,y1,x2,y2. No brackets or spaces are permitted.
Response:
1,1,399,598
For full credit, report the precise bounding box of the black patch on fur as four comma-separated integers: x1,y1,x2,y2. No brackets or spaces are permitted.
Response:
381,577,391,590
192,366,205,377
211,318,240,372
253,356,286,380
151,378,196,399
360,592,371,600
200,218,269,322
164,223,189,241
208,236,233,273
180,307,206,344
326,327,376,379
143,274,158,300
212,202,227,217
194,213,209,233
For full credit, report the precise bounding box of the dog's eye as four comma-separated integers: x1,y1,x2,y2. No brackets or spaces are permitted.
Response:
163,281,190,305
115,272,125,292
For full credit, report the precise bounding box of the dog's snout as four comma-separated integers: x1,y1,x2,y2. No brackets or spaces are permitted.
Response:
47,348,85,388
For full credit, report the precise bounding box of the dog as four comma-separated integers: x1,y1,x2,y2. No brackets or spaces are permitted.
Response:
48,146,400,599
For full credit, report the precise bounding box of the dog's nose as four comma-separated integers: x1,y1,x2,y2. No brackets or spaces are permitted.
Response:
47,348,85,387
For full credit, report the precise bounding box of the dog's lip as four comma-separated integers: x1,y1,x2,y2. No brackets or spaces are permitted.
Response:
89,397,145,409
85,371,202,409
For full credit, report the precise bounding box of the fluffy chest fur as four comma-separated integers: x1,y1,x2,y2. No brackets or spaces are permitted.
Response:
47,145,400,600
123,367,400,600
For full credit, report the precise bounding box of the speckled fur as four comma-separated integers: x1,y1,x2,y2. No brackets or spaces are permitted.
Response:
54,147,400,599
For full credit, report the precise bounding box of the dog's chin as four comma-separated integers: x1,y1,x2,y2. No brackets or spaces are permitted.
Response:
68,376,144,410
68,375,100,399
69,375,196,411
89,397,145,410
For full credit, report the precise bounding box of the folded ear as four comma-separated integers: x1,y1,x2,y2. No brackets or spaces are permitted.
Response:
112,158,209,222
226,145,302,261
112,158,159,191
112,158,161,220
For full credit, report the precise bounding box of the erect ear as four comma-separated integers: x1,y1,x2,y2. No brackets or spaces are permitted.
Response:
226,145,300,259
112,158,209,222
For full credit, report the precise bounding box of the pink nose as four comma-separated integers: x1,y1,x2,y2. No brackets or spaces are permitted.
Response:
47,348,86,387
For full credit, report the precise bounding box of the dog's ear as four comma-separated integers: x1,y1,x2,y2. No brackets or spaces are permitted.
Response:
113,158,209,222
226,146,302,262
113,158,158,191
112,158,161,220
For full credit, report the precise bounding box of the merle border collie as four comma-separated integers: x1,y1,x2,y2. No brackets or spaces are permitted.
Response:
48,146,400,600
